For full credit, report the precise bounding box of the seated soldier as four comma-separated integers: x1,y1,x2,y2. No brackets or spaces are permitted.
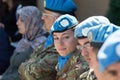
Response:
98,30,120,80
51,14,89,80
18,0,78,80
85,21,120,80
74,16,120,80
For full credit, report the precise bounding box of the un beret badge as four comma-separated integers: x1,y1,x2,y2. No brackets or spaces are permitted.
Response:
82,27,89,36
88,32,92,42
60,19,69,27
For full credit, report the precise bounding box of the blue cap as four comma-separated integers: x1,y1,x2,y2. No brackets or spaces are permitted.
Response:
87,23,120,42
74,16,110,38
50,14,78,34
44,0,77,14
97,30,120,72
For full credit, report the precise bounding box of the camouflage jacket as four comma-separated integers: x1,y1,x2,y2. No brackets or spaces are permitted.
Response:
56,49,89,80
18,44,59,80
78,69,97,80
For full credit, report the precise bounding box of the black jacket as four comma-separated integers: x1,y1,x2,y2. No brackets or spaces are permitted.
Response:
0,28,14,75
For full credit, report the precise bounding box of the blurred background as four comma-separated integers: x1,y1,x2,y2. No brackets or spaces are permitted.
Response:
38,0,109,22
1,0,120,43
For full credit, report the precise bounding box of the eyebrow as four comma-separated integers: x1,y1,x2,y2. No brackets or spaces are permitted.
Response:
77,41,90,46
53,32,71,37
84,41,90,45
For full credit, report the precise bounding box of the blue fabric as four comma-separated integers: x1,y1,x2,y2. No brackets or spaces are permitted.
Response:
0,28,13,74
97,30,120,72
58,52,73,70
50,14,78,34
44,34,53,48
74,16,110,38
87,23,120,42
44,0,77,13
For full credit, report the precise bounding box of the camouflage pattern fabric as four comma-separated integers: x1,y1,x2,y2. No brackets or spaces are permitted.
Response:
56,49,89,80
78,69,97,80
18,44,59,80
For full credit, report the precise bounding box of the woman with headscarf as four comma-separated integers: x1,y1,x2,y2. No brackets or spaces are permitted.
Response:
1,6,46,80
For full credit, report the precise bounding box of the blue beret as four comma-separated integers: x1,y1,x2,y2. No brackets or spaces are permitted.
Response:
87,23,120,42
97,30,120,72
50,14,78,34
44,0,77,13
74,16,110,38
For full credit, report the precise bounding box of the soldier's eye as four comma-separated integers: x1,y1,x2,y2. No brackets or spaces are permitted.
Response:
62,36,70,40
107,70,117,77
53,37,59,40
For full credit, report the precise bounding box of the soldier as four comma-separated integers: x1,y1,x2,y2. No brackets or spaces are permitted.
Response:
18,0,78,80
50,14,89,80
98,30,120,80
74,16,120,80
85,21,120,80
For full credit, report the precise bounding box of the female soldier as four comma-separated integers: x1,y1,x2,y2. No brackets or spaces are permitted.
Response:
51,14,89,80
18,0,78,80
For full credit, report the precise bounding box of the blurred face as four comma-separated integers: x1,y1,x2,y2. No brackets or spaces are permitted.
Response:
53,29,77,56
77,38,92,64
86,46,107,80
104,62,120,80
16,16,26,34
87,47,98,68
42,10,59,32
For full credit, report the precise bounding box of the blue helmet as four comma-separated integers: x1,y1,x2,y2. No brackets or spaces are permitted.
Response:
50,14,78,34
74,16,110,38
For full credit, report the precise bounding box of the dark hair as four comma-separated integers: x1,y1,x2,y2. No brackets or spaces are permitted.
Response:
77,36,87,39
90,42,103,50
90,42,103,61
0,1,9,20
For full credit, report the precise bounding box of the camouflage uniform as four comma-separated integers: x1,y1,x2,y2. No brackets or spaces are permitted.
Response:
78,69,97,80
56,49,89,80
18,43,59,80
